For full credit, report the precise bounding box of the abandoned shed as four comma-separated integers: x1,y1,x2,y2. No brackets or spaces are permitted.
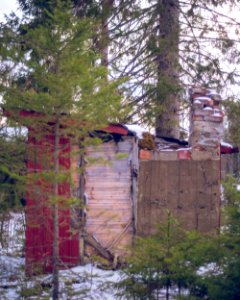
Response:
10,87,238,274
24,121,138,273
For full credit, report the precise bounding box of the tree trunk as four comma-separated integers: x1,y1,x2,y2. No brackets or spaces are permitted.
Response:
100,0,114,69
52,119,60,300
166,284,170,300
155,0,180,139
79,150,86,265
0,210,7,249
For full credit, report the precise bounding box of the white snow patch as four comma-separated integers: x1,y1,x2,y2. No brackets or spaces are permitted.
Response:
194,100,201,104
0,257,122,300
0,255,24,271
197,263,222,276
221,141,233,148
176,147,192,151
194,96,211,102
0,256,25,299
203,107,213,111
0,212,25,256
125,124,148,139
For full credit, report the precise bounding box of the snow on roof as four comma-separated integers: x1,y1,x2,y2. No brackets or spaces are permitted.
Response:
125,124,148,139
194,96,211,101
213,113,222,117
203,107,213,111
221,141,233,148
176,147,192,151
194,100,201,104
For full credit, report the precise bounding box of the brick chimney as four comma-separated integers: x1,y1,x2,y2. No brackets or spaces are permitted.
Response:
189,86,224,160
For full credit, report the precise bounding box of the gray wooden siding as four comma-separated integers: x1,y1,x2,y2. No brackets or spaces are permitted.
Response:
85,137,136,256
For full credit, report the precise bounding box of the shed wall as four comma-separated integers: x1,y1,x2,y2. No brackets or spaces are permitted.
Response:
26,132,79,274
137,160,220,235
85,137,137,257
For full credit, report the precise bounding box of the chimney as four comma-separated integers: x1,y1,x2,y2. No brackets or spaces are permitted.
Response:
189,86,224,159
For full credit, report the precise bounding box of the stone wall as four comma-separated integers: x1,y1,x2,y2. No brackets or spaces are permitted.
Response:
189,86,224,160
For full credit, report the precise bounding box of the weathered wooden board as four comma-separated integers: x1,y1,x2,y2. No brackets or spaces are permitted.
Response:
85,137,136,257
137,160,221,235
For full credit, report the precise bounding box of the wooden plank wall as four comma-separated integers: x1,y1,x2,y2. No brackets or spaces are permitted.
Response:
137,160,220,236
85,137,136,257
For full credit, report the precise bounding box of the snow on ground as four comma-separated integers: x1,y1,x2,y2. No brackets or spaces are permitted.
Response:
0,212,25,256
197,263,222,276
0,254,122,300
0,255,25,300
58,264,122,300
0,213,122,299
0,255,185,299
0,212,216,299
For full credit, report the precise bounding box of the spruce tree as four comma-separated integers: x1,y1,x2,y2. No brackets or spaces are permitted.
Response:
0,1,124,298
198,177,240,300
0,128,26,249
117,212,211,300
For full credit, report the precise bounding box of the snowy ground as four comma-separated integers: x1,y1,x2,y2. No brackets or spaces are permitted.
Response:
0,255,122,299
0,212,25,256
0,255,182,300
0,213,123,299
0,213,192,299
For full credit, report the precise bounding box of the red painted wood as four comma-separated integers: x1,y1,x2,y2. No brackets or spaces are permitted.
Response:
25,130,79,275
221,145,239,154
101,124,129,135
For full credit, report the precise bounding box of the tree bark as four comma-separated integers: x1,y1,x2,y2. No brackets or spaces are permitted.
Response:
52,119,60,300
155,0,180,139
0,210,7,249
79,150,86,265
100,0,114,69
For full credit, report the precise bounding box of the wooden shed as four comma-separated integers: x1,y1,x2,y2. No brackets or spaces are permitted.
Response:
9,94,234,273
71,124,138,263
24,120,139,272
